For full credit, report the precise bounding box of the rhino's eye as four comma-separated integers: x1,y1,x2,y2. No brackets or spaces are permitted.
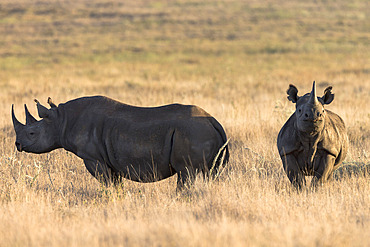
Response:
29,132,35,136
298,109,302,113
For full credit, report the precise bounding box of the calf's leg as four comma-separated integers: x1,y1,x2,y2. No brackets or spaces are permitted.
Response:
281,154,306,190
311,154,336,187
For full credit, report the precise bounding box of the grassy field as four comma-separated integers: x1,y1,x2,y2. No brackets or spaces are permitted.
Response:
0,0,369,246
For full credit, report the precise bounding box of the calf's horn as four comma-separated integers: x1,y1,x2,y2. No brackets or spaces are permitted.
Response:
308,81,319,105
25,104,37,124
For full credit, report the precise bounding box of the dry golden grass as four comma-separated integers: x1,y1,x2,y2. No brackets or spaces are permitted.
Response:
0,0,369,246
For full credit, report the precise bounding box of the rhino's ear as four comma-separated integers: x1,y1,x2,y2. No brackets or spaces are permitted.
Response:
47,97,57,108
35,99,57,120
287,84,299,103
321,86,334,105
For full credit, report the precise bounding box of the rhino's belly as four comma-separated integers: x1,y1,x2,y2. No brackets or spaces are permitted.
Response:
108,125,175,182
115,157,175,182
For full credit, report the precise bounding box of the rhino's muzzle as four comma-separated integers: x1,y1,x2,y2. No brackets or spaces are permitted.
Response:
15,141,22,152
303,116,322,123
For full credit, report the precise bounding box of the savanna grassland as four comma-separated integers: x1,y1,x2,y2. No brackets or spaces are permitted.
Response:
0,0,369,246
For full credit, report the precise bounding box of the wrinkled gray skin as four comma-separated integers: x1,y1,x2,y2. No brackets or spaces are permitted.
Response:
277,81,348,189
12,96,229,190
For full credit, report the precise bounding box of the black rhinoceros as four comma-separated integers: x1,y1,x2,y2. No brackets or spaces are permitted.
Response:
277,81,348,189
12,96,229,190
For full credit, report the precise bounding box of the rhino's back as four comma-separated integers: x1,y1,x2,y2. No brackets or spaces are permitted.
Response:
59,96,211,123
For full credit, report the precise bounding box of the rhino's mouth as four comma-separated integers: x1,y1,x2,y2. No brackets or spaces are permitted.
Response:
303,118,322,123
15,141,38,152
15,142,23,152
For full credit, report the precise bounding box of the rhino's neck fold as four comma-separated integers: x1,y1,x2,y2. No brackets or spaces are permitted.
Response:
295,120,324,165
55,107,71,152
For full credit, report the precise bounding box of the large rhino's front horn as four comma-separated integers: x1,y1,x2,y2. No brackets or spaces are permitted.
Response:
12,104,39,131
11,105,25,131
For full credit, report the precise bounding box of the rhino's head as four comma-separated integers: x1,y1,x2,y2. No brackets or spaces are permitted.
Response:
287,81,334,135
12,98,61,154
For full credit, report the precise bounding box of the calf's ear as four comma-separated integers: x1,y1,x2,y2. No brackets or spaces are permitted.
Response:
287,84,299,103
321,86,334,105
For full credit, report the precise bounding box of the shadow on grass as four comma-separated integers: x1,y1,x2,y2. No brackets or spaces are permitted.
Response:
333,162,369,180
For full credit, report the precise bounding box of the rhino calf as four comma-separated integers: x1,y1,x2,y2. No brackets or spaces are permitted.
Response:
277,81,348,189
12,96,229,190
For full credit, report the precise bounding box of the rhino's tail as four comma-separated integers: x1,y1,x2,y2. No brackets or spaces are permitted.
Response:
208,117,230,177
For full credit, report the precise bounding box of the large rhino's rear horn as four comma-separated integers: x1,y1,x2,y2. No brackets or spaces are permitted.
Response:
12,105,24,130
24,104,37,124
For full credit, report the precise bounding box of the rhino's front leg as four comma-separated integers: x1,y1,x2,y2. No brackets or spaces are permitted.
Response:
311,153,336,187
83,159,114,186
281,154,306,190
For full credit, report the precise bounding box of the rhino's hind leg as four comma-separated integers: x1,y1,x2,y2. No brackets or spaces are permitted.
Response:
174,159,212,192
175,169,194,192
172,155,202,192
169,131,205,191
282,154,306,190
83,159,114,186
311,154,336,187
